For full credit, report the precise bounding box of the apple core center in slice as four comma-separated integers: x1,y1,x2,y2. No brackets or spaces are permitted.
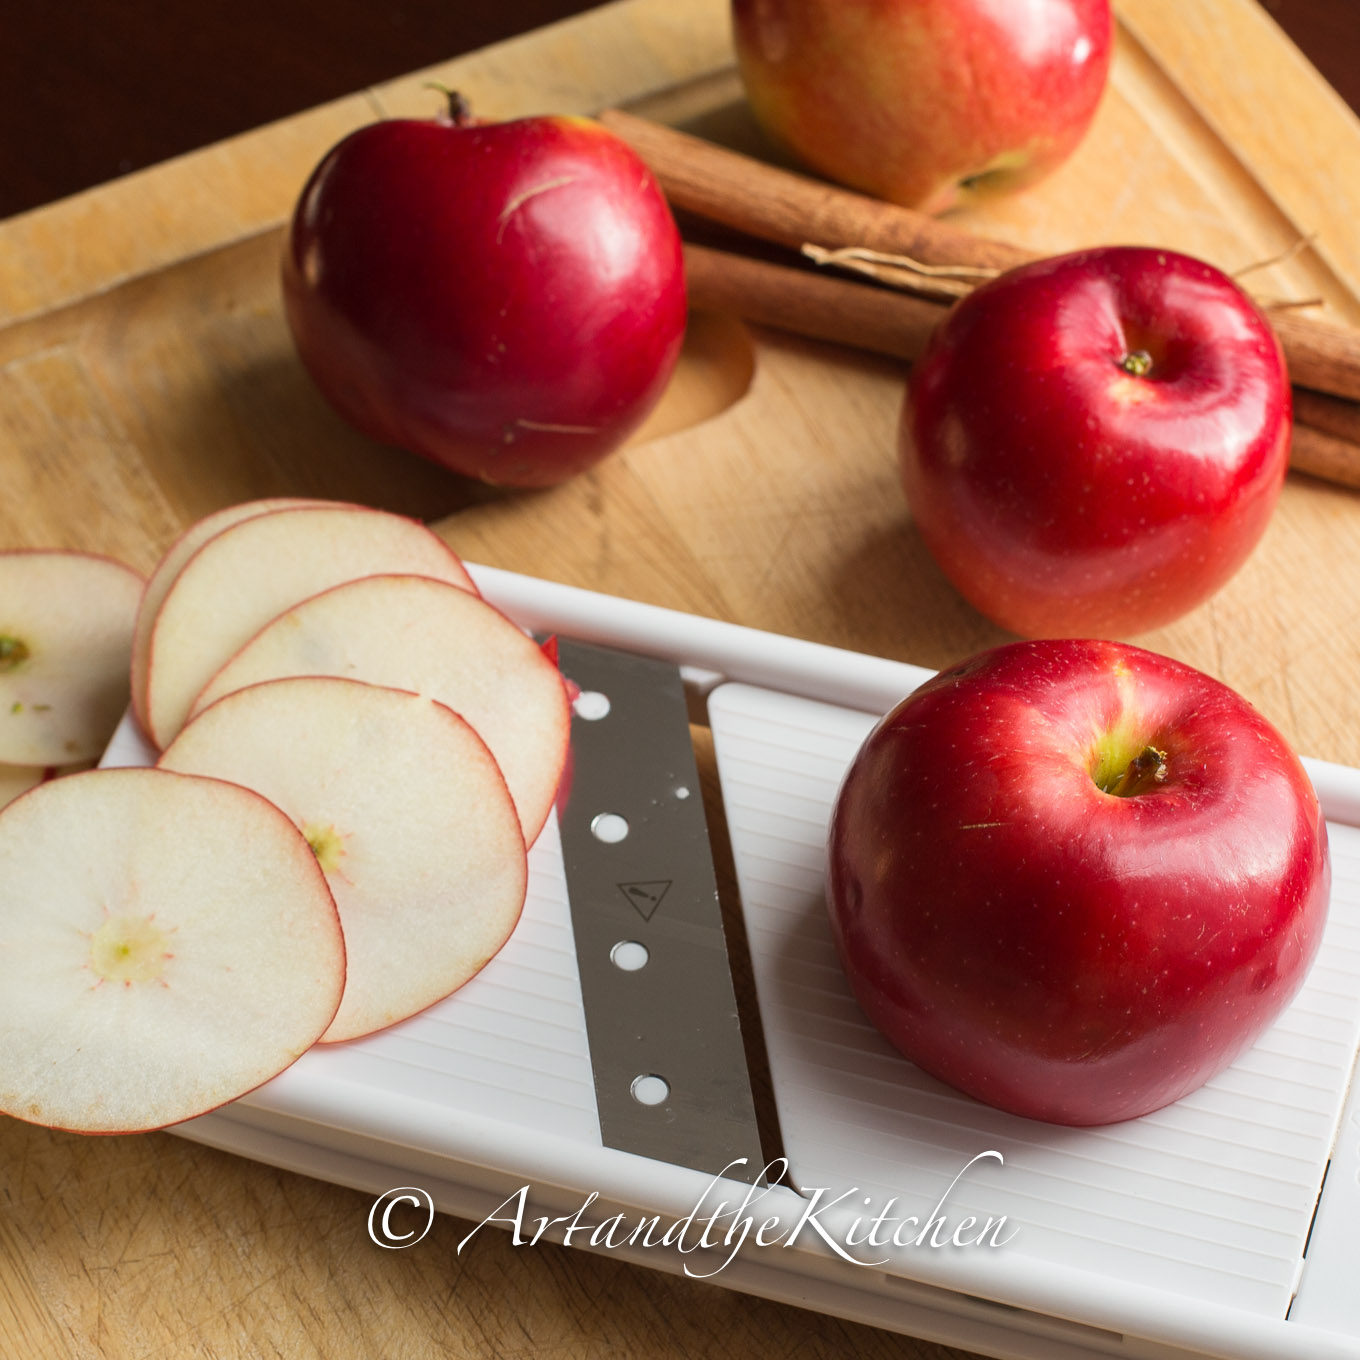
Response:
0,767,345,1134
189,574,570,846
159,677,528,1043
142,505,477,748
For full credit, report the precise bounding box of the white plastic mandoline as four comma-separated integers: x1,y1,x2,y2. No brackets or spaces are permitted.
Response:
102,564,1360,1360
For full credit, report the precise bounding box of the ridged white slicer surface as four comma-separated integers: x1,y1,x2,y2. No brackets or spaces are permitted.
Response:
102,562,1360,1355
273,809,603,1138
707,681,1360,1320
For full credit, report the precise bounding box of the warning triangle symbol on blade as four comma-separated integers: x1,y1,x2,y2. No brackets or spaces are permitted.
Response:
618,880,671,921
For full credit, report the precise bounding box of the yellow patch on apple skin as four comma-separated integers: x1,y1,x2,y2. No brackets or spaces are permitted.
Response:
303,822,348,876
1088,721,1145,792
1107,375,1160,408
1086,657,1159,795
90,914,173,985
952,149,1033,204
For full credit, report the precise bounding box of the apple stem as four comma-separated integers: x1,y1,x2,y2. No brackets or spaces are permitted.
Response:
424,82,475,127
1119,350,1154,377
1103,745,1169,798
0,635,30,672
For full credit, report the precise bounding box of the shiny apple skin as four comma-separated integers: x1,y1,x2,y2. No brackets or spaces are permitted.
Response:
732,0,1112,213
900,247,1291,638
281,114,687,488
825,638,1330,1127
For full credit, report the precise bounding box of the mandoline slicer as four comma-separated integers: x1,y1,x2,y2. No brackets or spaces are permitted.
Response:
101,564,1360,1360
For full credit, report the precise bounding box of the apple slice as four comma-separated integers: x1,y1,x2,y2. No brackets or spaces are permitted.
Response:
0,766,344,1133
0,761,94,812
160,676,527,1043
190,574,569,845
144,504,477,748
1,550,144,766
130,497,331,734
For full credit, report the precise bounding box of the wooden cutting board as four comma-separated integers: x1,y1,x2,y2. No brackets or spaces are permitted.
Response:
1,1,1358,1357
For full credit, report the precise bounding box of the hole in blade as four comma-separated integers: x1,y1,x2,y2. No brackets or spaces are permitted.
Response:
573,690,610,721
630,1074,669,1106
591,812,629,843
610,940,649,972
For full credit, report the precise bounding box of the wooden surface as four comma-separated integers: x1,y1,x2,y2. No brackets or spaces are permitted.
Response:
2,1,1360,1356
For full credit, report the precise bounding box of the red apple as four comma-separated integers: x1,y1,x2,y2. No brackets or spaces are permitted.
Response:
281,100,687,487
900,246,1291,638
825,638,1330,1126
732,0,1112,214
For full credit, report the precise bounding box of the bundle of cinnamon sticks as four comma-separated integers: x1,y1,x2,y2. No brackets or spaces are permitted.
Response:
599,108,1360,491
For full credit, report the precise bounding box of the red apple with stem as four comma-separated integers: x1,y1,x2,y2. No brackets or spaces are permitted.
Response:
825,638,1330,1127
282,96,687,488
732,0,1113,214
900,246,1292,638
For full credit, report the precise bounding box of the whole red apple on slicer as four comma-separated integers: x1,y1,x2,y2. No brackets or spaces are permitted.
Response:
825,638,1330,1127
732,0,1112,213
281,100,687,487
900,246,1292,638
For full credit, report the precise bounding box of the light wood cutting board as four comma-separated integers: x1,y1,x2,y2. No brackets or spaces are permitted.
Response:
1,1,1359,1357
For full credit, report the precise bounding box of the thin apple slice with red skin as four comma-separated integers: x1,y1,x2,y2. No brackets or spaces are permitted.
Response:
160,676,527,1043
190,575,569,846
144,504,477,749
0,766,344,1134
1,551,145,766
0,761,94,811
130,497,335,734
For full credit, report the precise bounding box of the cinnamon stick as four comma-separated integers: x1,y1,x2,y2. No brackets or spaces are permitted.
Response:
606,108,1360,405
1294,387,1360,446
682,243,938,361
684,243,1360,492
605,108,1029,273
1290,424,1360,489
1271,314,1360,410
